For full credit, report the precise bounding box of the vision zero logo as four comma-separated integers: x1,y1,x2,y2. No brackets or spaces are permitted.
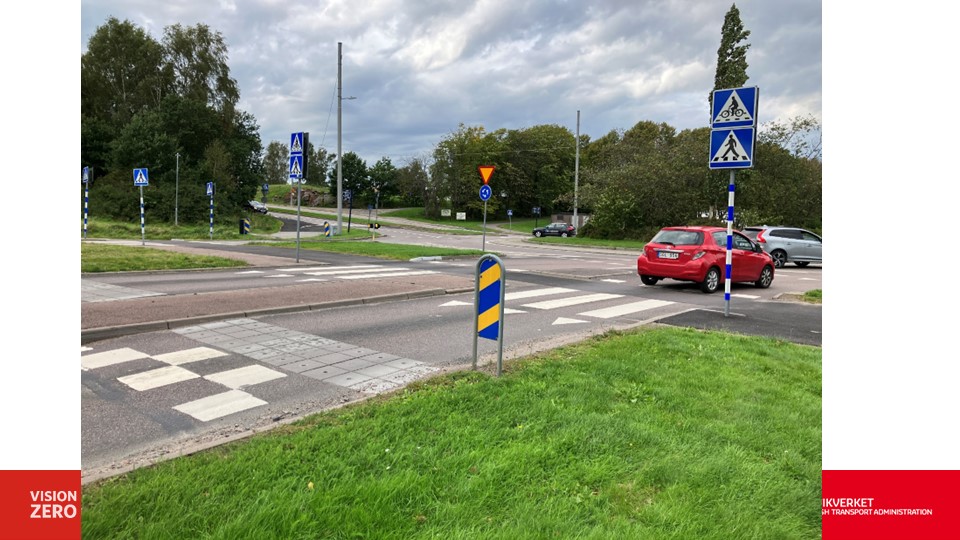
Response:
30,489,78,519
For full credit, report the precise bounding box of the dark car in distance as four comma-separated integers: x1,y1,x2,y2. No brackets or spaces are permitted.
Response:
637,225,775,293
533,222,576,237
246,200,268,214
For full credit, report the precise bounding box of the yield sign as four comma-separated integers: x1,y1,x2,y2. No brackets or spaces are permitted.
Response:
478,165,495,184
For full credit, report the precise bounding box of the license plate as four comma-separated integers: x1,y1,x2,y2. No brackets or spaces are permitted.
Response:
657,251,679,259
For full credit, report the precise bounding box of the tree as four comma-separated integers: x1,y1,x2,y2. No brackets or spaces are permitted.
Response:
328,152,369,204
368,157,399,206
162,23,239,114
263,141,289,185
710,4,751,105
396,156,430,208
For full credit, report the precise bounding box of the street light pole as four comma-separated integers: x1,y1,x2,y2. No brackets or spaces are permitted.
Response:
175,152,180,226
573,110,580,229
336,42,356,237
337,42,343,236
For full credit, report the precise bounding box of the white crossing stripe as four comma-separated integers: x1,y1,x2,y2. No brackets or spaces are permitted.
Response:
204,365,286,389
265,274,294,278
504,308,526,314
731,294,760,299
118,366,199,391
601,279,626,283
81,347,149,370
277,266,337,272
174,390,267,422
522,293,623,310
303,266,386,276
340,270,437,279
578,299,673,319
553,317,587,325
235,270,265,274
297,278,329,282
153,347,228,366
505,287,577,301
440,300,471,307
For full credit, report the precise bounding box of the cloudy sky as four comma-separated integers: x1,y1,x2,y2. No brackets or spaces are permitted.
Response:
80,0,820,167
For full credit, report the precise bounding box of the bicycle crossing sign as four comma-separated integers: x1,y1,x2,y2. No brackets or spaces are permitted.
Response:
133,168,149,186
709,128,754,169
711,86,758,129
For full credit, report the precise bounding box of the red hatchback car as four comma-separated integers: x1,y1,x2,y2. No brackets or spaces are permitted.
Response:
637,226,775,293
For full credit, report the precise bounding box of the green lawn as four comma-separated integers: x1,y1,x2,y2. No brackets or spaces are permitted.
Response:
802,289,822,304
83,216,282,240
81,243,249,272
82,327,821,539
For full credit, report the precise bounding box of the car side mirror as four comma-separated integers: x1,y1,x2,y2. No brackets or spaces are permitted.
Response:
754,244,762,253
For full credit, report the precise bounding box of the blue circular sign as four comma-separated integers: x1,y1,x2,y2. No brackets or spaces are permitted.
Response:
479,185,492,201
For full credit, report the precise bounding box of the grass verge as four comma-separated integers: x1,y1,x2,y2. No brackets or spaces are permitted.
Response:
81,243,249,273
802,289,822,304
82,327,821,539
529,236,648,250
266,240,486,261
83,216,282,240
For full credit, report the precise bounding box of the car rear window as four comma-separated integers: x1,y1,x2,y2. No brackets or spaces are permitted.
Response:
651,230,703,246
771,229,803,240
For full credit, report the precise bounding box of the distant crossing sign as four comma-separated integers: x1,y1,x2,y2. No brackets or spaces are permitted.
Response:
133,168,149,186
711,86,758,129
290,132,304,154
709,128,755,169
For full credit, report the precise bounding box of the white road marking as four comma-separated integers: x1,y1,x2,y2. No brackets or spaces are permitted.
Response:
204,365,286,389
118,365,199,391
800,278,819,281
340,270,437,279
504,308,526,314
297,278,328,282
303,266,387,276
276,266,335,272
731,294,760,299
523,293,623,310
81,348,148,370
81,346,93,352
235,270,265,274
440,300,472,307
174,390,267,422
601,279,626,283
553,317,587,325
265,274,294,278
153,347,228,366
578,299,673,319
505,287,577,301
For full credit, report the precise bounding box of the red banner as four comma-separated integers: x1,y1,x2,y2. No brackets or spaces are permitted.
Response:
823,470,960,539
0,470,81,540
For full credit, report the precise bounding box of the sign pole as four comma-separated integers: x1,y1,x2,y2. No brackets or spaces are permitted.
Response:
482,200,487,252
139,185,145,246
82,167,90,239
209,190,214,240
724,171,735,317
296,177,302,263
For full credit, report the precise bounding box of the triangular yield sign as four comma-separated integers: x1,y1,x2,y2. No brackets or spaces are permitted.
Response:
478,165,495,184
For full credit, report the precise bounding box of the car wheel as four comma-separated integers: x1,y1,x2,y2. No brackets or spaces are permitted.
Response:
795,261,810,267
640,275,659,286
534,231,542,237
700,267,721,293
755,265,774,288
771,249,787,269
561,232,568,237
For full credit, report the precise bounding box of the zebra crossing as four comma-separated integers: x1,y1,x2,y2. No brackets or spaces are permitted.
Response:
439,286,677,325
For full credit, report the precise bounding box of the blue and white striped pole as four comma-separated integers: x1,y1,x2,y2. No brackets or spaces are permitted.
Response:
82,167,89,239
209,194,214,239
140,186,146,246
724,171,735,317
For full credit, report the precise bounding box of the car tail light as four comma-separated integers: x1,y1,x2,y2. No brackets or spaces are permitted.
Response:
692,251,706,260
755,230,766,243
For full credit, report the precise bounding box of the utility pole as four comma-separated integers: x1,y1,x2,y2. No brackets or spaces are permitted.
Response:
337,42,343,236
174,152,180,226
573,110,580,228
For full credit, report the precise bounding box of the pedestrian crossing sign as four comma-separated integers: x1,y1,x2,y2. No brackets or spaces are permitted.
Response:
290,132,304,155
709,128,754,169
711,86,758,129
289,154,303,180
133,168,149,186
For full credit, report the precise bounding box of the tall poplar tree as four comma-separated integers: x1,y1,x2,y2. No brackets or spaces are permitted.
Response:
710,4,751,105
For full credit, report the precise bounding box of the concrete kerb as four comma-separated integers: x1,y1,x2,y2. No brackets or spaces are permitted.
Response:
81,287,474,344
